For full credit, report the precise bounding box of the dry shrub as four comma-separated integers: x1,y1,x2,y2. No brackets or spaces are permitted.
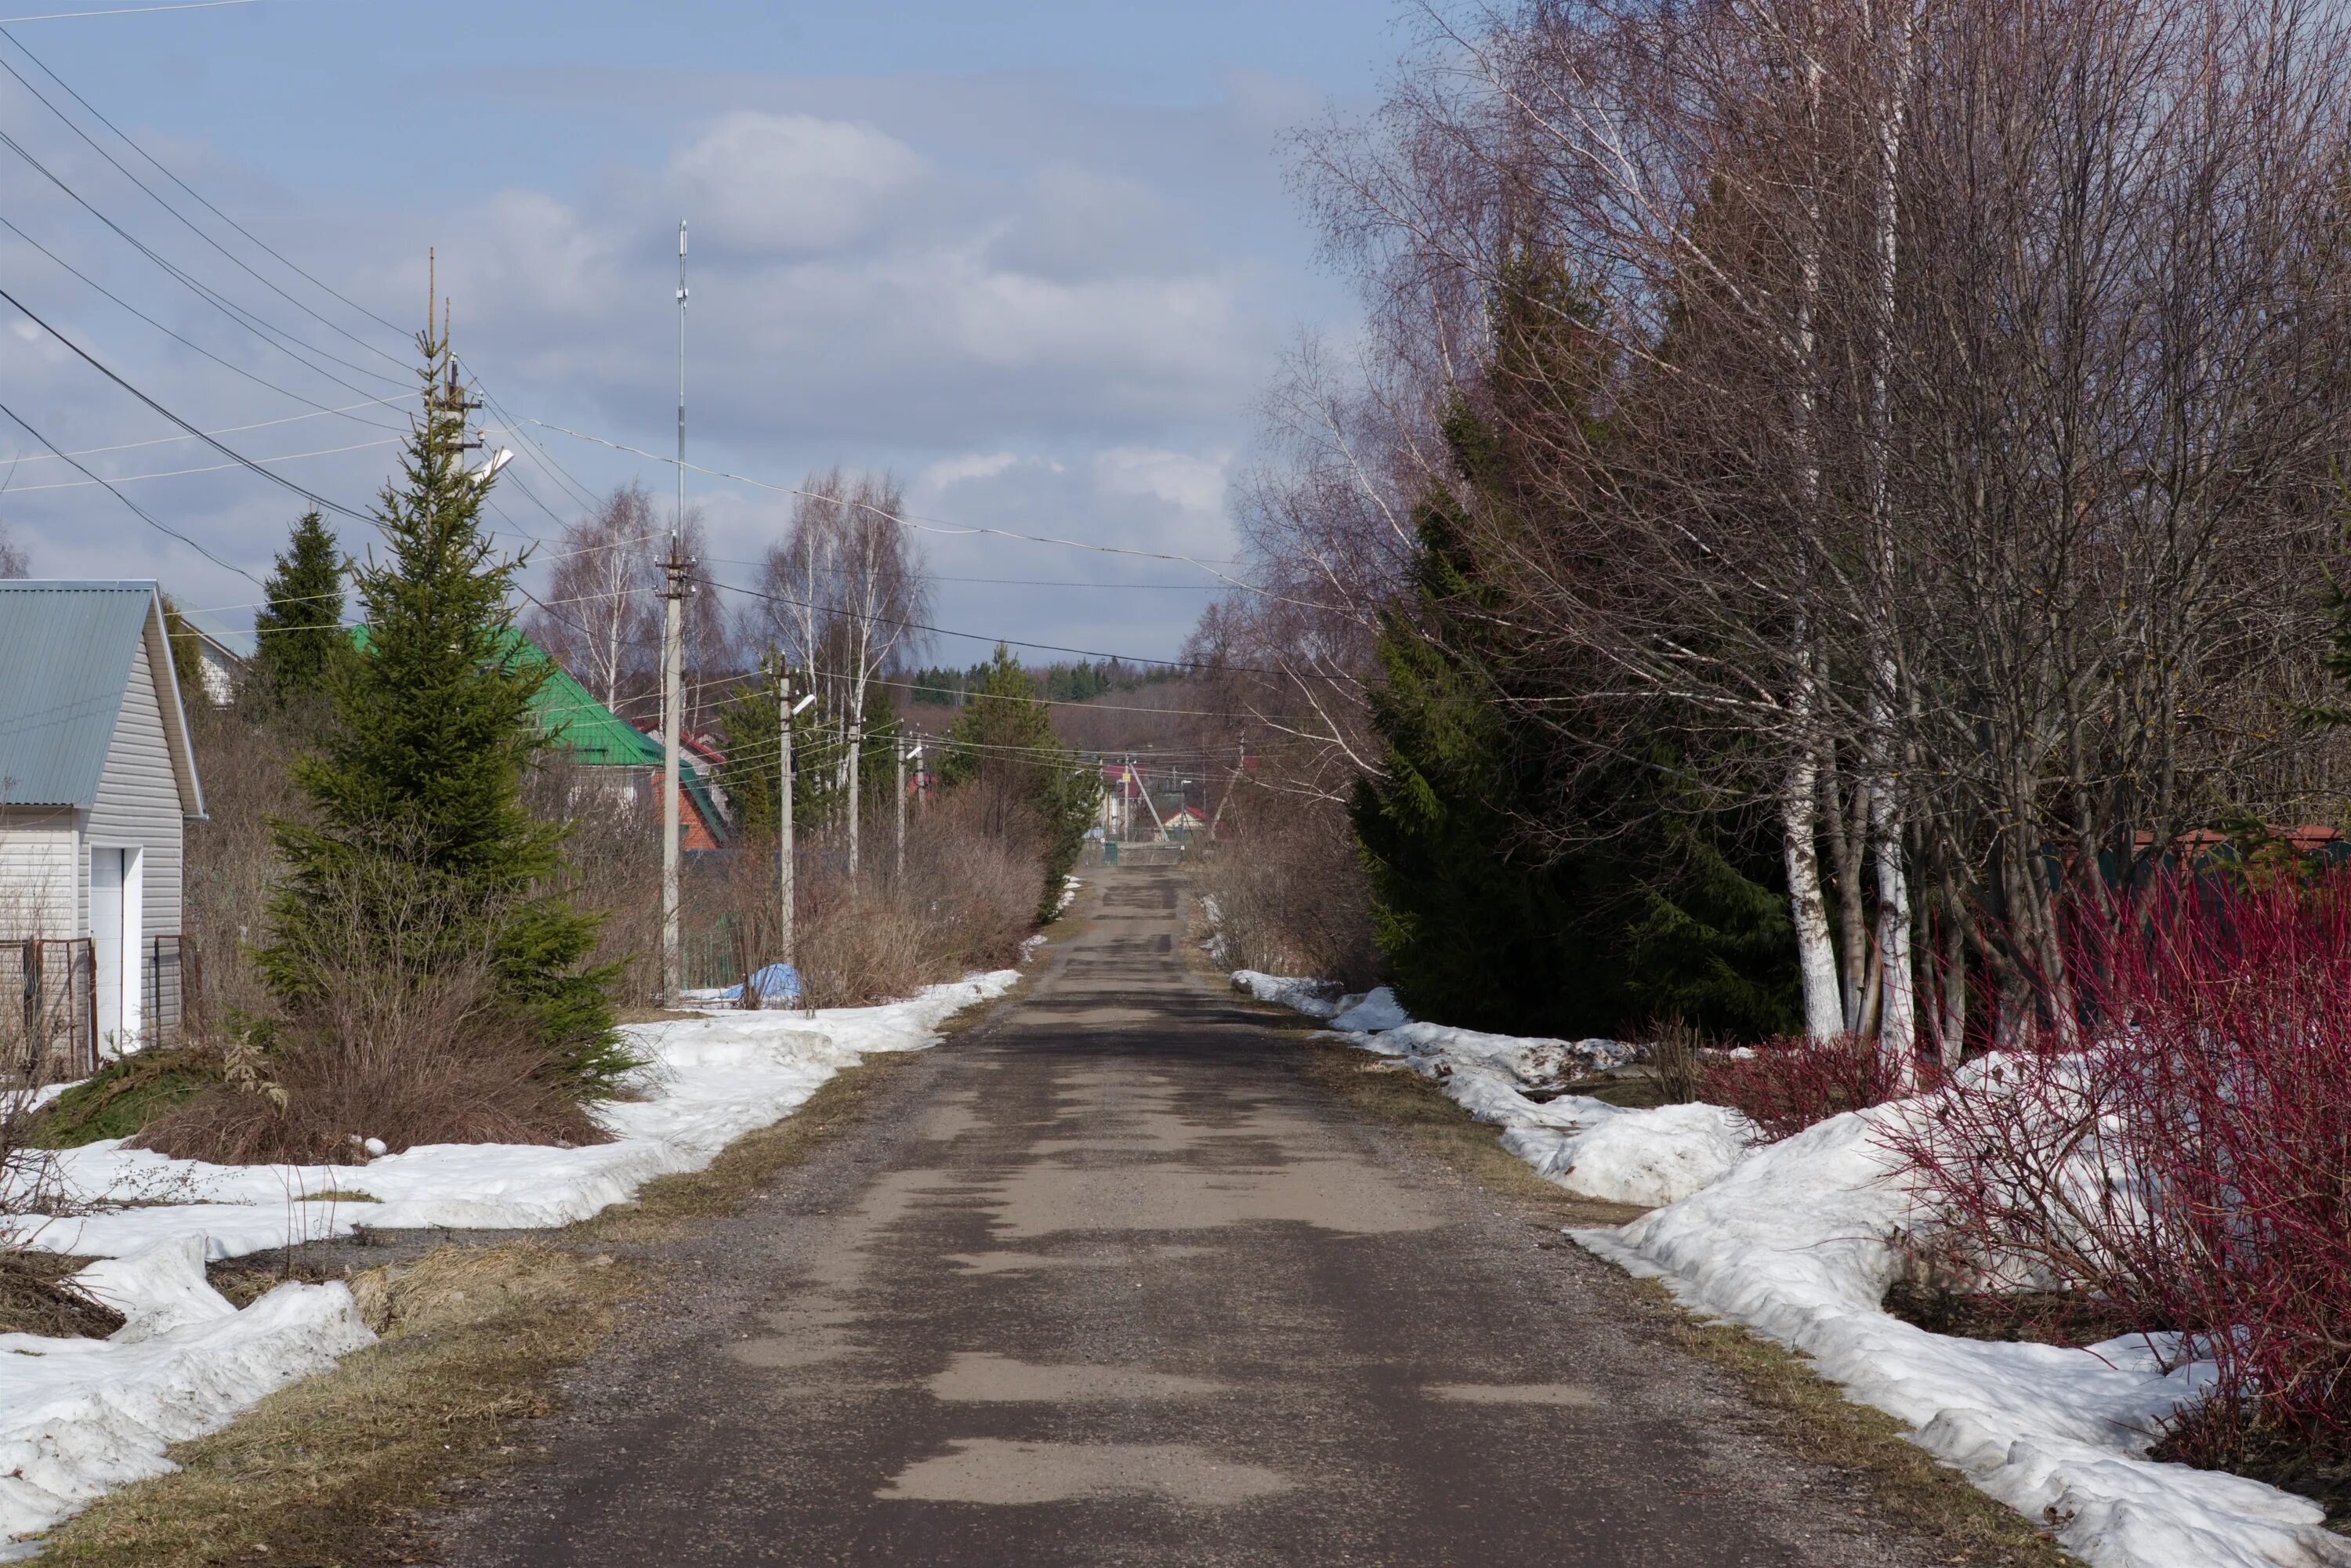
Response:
182,698,311,1030
1194,787,1377,987
788,788,1040,1007
1887,873,2351,1494
526,755,666,1008
138,856,604,1164
0,1249,125,1338
1643,1016,1708,1104
1703,1033,1907,1142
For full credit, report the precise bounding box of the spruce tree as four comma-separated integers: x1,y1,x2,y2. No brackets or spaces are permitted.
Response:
1352,249,1796,1041
943,645,1100,921
260,320,626,1097
249,510,348,705
155,592,209,713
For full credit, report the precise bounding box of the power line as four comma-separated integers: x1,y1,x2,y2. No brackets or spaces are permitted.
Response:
527,419,1248,574
0,395,259,581
710,576,1331,678
0,282,374,523
0,23,408,355
0,124,404,401
0,32,411,378
0,210,409,430
7,435,397,492
0,0,267,20
3,394,407,464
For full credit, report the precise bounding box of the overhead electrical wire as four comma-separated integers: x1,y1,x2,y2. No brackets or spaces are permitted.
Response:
0,35,411,380
0,24,409,364
0,282,374,523
0,210,410,430
527,419,1248,573
0,122,405,403
0,0,266,21
6,434,397,491
4,393,408,463
0,394,259,581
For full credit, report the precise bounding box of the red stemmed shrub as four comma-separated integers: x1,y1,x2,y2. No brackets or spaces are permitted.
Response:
1703,1032,1909,1141
1886,872,2351,1484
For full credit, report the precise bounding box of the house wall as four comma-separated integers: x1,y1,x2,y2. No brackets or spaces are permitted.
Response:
85,633,186,1042
0,805,77,940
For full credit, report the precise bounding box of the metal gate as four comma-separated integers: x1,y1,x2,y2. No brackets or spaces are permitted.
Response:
147,934,190,1049
3,936,97,1081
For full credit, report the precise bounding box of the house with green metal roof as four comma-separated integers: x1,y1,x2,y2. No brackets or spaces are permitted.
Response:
512,636,730,849
346,624,729,848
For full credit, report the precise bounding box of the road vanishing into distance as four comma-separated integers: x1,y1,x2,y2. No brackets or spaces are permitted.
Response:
430,864,1945,1567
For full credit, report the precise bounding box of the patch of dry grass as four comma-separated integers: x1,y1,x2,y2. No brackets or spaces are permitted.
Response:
1640,1283,2085,1566
38,1242,639,1568
0,1251,122,1338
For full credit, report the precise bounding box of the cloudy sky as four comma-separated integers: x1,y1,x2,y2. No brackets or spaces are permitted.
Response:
0,0,1396,663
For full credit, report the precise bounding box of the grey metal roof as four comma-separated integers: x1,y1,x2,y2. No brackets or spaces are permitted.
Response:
0,581,159,808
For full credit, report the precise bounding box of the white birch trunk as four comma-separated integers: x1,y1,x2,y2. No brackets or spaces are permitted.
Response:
1782,45,1842,1041
1864,0,1918,1074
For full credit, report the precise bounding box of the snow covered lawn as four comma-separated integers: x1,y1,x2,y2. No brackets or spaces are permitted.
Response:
1237,970,2351,1568
0,969,1017,1558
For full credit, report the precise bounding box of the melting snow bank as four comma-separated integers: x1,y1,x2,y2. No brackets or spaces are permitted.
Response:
10,972,1020,1259
1233,969,2349,1568
1239,976,1744,1207
1577,1108,2350,1568
0,1236,372,1559
0,970,1018,1556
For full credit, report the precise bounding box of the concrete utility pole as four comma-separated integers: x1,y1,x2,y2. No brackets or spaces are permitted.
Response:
777,668,796,965
776,677,813,969
847,722,863,879
895,741,915,882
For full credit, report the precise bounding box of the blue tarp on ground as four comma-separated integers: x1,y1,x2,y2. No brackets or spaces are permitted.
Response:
715,962,802,1005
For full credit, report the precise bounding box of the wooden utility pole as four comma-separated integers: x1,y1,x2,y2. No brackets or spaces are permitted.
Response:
777,667,796,965
660,541,686,1003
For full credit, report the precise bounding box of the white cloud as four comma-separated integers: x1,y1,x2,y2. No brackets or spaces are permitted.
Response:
919,452,1020,488
666,111,929,254
1094,447,1230,520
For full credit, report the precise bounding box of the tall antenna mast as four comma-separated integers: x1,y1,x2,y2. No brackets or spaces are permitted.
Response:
676,219,688,546
660,218,690,1003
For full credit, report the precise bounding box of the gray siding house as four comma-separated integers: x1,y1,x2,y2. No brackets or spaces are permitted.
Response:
0,582,206,1056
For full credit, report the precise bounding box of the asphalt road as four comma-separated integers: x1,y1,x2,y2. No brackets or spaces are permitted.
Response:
432,863,1942,1567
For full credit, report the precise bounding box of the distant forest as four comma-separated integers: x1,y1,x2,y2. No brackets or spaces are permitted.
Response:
907,657,1184,707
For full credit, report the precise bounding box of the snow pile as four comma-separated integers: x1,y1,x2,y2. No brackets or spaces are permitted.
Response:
1238,975,1740,1206
9,972,1018,1261
0,1236,373,1556
1230,970,1345,1019
1578,1108,2351,1568
1230,962,2348,1565
0,969,1017,1555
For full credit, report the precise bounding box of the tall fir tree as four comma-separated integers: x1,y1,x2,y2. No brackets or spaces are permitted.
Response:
1352,250,1796,1041
249,510,349,706
155,592,209,715
942,645,1101,922
260,320,627,1096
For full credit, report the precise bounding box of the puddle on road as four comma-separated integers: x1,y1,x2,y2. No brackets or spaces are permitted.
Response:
875,1439,1293,1506
927,1352,1228,1403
